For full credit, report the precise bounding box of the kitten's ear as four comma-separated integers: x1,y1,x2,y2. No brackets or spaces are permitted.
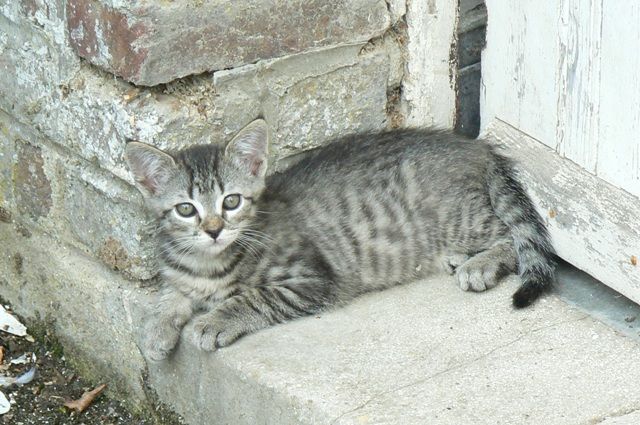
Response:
225,119,269,178
125,141,177,197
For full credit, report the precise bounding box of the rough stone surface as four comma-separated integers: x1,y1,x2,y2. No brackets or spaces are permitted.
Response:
146,276,640,425
3,221,640,424
66,0,392,85
0,0,511,423
62,173,155,279
0,110,156,279
210,43,399,158
0,224,149,409
1,2,402,180
14,141,52,219
1,0,403,281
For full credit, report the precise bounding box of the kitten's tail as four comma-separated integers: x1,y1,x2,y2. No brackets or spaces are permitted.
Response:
486,151,556,308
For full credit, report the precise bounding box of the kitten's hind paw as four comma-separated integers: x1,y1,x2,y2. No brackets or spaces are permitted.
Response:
455,256,508,292
455,243,516,293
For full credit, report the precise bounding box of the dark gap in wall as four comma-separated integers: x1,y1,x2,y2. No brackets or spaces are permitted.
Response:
455,1,487,138
386,86,404,129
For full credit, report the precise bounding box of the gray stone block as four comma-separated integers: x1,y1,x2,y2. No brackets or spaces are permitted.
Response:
1,7,401,183
210,44,393,158
66,0,392,86
0,111,155,280
61,170,156,280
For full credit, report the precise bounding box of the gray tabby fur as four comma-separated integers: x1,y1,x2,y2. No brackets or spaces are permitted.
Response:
125,119,555,360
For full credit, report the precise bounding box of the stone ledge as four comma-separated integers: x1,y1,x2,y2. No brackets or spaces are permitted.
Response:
66,0,392,86
3,224,640,425
146,279,640,424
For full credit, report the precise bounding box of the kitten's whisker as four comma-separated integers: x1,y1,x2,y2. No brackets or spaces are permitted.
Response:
238,234,273,251
174,241,197,270
233,238,262,261
238,233,271,254
241,229,276,243
157,236,196,256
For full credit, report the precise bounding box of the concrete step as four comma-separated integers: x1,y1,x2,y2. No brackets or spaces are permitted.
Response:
3,224,640,424
144,274,640,425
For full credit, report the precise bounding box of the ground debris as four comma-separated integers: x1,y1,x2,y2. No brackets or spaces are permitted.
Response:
0,391,8,415
64,383,107,413
0,305,27,336
0,302,158,424
0,367,37,387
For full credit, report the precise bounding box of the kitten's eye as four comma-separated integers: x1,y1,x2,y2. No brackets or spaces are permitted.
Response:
175,202,197,217
222,194,242,210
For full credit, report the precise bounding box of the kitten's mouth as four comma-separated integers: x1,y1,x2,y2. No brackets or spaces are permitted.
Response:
206,235,231,249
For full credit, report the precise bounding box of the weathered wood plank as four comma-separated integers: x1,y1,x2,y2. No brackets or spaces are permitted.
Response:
597,3,640,198
555,0,602,173
403,0,458,128
481,0,560,147
485,120,640,304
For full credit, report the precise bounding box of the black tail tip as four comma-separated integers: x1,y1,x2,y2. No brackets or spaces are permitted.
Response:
512,285,545,309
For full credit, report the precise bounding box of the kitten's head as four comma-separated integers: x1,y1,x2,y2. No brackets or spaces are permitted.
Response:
125,119,269,256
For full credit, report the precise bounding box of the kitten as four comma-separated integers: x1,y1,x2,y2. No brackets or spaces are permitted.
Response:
125,119,555,360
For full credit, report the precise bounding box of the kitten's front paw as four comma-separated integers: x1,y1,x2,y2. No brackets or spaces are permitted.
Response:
143,320,181,362
186,313,244,351
455,256,505,292
186,315,220,351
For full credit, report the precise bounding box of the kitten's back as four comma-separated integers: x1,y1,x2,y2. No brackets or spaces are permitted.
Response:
262,129,554,306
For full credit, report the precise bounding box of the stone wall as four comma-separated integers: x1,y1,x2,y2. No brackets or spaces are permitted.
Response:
1,0,409,281
0,0,463,418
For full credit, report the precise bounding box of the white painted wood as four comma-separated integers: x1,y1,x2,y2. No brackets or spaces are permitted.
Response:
480,0,559,146
402,0,458,128
597,4,640,198
486,120,640,305
481,0,640,300
555,0,602,173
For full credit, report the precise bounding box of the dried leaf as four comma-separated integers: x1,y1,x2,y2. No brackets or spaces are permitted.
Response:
64,384,107,413
0,347,4,365
631,255,638,266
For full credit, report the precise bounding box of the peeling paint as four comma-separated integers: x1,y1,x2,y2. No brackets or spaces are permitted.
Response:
487,120,640,304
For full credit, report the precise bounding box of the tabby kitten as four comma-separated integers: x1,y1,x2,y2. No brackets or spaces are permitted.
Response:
125,119,555,360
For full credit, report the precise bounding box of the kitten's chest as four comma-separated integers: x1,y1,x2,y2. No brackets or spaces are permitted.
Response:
162,267,238,300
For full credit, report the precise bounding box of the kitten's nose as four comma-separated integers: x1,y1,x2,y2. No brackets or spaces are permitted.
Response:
203,216,224,240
